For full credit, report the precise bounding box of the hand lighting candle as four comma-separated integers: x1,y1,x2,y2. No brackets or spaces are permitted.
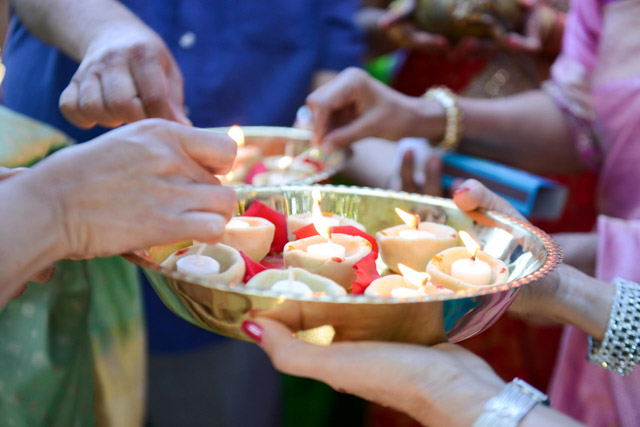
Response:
283,190,372,290
377,207,458,273
426,231,509,291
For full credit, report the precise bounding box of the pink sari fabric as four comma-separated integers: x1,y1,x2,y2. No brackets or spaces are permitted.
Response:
548,1,640,425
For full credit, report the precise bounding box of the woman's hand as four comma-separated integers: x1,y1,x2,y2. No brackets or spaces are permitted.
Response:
307,68,445,150
0,119,237,306
452,179,613,339
59,22,189,129
243,318,503,427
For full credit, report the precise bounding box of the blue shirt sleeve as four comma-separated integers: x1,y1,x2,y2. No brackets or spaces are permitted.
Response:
317,0,364,71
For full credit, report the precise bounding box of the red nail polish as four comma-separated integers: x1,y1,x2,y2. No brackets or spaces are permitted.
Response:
454,187,470,196
241,320,263,343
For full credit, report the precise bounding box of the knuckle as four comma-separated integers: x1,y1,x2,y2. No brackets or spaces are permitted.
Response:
141,91,169,114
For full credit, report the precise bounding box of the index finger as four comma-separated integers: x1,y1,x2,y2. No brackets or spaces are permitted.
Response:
306,68,366,145
130,54,176,121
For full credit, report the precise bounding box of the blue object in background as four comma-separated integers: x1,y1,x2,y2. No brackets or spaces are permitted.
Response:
442,153,568,220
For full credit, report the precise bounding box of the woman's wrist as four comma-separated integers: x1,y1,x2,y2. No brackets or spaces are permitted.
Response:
551,265,614,341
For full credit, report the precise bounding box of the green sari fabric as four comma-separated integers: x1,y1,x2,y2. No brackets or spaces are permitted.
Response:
1,110,144,426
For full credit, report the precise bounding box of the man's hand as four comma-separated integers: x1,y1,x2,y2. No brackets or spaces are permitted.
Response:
60,24,189,129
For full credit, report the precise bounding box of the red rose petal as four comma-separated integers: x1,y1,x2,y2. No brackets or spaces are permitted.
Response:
333,226,378,256
293,224,378,256
242,200,288,253
292,223,320,240
245,162,268,184
240,251,273,283
351,252,380,295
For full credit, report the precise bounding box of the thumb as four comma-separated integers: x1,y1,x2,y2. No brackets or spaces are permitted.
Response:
453,179,524,220
243,318,327,379
176,127,237,174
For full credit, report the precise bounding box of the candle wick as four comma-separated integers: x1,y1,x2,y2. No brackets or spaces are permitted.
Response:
196,243,206,263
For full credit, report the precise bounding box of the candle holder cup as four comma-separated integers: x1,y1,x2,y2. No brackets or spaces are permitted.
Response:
124,185,562,346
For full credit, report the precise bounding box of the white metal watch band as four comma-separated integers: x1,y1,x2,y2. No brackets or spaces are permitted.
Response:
472,378,548,427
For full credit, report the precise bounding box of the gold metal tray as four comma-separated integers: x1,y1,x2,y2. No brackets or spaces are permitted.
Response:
207,126,347,186
124,185,561,346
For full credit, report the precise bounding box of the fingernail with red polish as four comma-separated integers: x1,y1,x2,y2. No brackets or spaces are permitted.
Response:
454,187,470,196
241,320,263,344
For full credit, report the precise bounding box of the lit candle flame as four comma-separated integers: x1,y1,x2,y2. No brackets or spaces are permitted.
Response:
398,263,431,288
227,125,245,148
312,189,332,240
223,171,234,184
459,231,481,260
395,207,420,230
277,155,294,170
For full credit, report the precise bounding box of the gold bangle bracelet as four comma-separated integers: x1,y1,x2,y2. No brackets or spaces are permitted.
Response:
423,86,463,151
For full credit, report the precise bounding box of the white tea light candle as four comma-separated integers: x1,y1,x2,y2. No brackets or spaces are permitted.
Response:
176,255,221,277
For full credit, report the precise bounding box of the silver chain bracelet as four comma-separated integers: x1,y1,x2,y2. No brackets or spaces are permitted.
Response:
588,277,640,375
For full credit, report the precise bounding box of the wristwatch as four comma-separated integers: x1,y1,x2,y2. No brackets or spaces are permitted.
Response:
472,378,549,427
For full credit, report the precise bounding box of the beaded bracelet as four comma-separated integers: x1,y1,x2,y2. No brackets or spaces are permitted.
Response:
422,86,463,152
588,277,640,376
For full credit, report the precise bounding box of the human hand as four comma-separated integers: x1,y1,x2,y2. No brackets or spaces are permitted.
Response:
378,0,450,53
243,318,503,427
307,68,445,150
399,150,466,197
18,119,236,259
450,179,562,324
60,23,189,129
0,167,56,295
451,179,612,336
503,0,564,57
553,232,597,276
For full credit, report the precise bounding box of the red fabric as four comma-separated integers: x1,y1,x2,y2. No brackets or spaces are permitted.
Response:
351,252,381,295
392,51,487,96
293,224,379,255
242,200,288,253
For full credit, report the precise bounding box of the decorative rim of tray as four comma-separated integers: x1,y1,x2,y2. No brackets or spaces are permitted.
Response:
124,185,563,304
